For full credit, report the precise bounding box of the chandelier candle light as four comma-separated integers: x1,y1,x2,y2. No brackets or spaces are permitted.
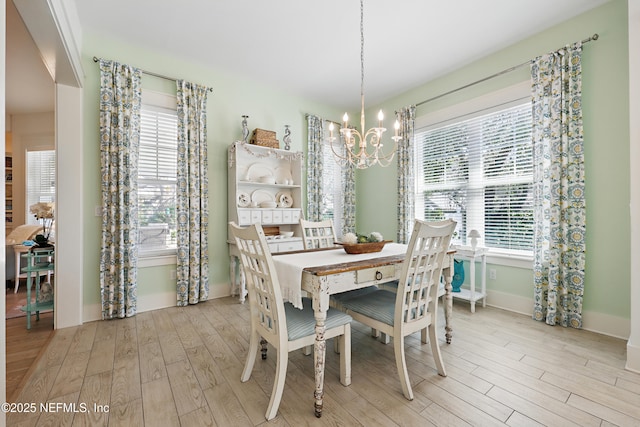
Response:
328,0,401,169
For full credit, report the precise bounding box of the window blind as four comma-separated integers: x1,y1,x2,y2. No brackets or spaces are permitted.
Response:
26,150,56,226
138,105,178,252
321,122,344,237
415,103,533,252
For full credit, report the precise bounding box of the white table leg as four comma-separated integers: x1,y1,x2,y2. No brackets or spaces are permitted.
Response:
481,254,487,308
470,257,476,313
312,276,330,418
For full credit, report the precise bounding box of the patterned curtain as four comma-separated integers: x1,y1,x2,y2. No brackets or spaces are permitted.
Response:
99,60,142,319
531,42,586,328
176,80,210,306
396,105,416,244
306,114,324,221
342,160,356,236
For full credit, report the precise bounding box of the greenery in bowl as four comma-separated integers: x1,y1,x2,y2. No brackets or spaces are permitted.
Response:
342,231,383,244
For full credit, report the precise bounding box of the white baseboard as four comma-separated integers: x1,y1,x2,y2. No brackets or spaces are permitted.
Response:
627,342,640,373
83,282,233,323
484,290,630,340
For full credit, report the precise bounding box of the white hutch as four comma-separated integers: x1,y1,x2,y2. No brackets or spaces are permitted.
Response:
227,141,305,301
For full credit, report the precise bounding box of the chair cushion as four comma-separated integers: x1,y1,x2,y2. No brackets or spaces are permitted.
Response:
340,289,397,326
330,286,379,309
374,279,445,296
285,297,352,341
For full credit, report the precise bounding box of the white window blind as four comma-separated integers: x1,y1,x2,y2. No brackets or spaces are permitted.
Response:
26,150,56,226
415,103,533,253
321,122,344,238
138,104,178,253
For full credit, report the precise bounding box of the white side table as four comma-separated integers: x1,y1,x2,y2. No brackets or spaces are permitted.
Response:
452,247,487,313
13,245,31,293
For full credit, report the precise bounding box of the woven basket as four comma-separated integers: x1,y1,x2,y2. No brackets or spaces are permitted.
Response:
341,240,391,254
250,129,279,148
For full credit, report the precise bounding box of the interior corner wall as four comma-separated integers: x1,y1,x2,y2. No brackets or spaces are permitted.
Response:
627,0,640,373
9,112,55,229
356,0,631,339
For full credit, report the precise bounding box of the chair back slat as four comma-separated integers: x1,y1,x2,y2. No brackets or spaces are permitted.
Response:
230,222,287,341
300,219,337,249
396,219,456,327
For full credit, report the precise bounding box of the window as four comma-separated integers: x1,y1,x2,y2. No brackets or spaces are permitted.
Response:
138,100,178,255
26,149,56,226
321,122,344,238
414,93,533,255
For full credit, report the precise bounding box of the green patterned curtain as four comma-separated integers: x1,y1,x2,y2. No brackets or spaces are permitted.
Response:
396,105,416,244
531,42,586,328
306,114,324,221
342,160,356,236
176,80,210,306
99,59,142,319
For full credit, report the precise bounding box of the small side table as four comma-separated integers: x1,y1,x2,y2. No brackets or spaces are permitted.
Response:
452,247,487,313
13,245,31,293
20,248,55,329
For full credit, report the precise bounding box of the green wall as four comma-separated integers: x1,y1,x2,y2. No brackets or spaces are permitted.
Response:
80,34,344,309
80,1,630,324
357,0,630,318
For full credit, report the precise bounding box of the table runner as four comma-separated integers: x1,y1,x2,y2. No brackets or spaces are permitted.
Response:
272,243,407,309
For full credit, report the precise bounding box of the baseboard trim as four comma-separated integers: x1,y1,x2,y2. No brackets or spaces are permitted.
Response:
482,290,630,340
627,342,640,373
83,282,233,323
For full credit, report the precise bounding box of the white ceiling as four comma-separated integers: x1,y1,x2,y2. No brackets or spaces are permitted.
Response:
7,0,610,114
5,0,54,115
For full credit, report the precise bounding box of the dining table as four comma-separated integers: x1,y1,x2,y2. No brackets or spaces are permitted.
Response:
271,243,455,418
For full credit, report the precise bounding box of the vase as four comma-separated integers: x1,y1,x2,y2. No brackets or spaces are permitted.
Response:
451,259,464,292
33,234,53,249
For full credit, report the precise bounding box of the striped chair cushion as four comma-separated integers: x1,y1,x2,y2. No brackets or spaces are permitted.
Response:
284,298,352,341
330,286,379,309
380,279,445,296
339,289,397,326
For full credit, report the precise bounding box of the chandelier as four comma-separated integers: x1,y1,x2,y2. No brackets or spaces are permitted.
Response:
329,0,401,169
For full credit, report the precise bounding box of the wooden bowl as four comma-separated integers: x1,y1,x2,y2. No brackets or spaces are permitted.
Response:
340,240,391,254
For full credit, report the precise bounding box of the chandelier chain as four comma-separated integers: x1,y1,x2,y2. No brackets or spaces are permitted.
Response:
360,0,365,110
327,0,400,169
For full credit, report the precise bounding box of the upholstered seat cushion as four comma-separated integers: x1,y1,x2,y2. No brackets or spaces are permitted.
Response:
378,279,446,295
284,297,352,341
330,286,379,309
339,289,397,326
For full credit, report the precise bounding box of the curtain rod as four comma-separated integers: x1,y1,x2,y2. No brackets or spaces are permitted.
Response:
92,56,213,92
414,33,599,108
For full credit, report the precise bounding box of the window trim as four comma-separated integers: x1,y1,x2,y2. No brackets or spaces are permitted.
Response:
415,80,533,267
138,89,178,260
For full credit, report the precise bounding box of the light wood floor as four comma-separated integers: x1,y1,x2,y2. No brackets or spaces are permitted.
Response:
6,297,640,426
5,284,55,401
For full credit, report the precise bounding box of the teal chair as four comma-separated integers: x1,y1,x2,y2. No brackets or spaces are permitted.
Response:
229,222,352,421
337,219,456,401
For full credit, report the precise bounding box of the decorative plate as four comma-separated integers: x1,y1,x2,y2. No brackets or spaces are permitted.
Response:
276,191,293,208
251,189,274,206
245,163,273,182
237,191,251,207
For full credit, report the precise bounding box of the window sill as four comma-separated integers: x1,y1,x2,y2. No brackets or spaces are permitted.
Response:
453,245,532,269
138,252,177,268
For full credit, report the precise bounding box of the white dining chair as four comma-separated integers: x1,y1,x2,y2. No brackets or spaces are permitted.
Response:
229,222,353,421
300,219,338,249
336,218,456,401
